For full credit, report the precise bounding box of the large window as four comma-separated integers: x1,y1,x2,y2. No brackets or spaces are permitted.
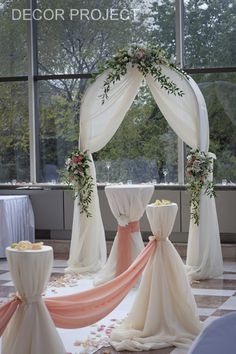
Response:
184,0,236,68
37,0,173,75
38,79,87,181
0,0,28,76
195,72,236,183
0,82,29,182
95,86,178,183
0,0,235,184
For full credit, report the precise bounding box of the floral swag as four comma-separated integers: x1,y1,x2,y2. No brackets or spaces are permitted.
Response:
96,44,188,103
186,149,215,225
63,149,93,217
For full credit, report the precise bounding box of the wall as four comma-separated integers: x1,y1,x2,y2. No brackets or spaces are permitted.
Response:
0,186,235,242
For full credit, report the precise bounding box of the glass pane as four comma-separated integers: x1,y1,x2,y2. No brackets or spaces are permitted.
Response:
95,85,178,184
184,0,236,68
0,82,30,182
0,0,28,76
38,79,89,182
37,0,176,75
190,73,236,184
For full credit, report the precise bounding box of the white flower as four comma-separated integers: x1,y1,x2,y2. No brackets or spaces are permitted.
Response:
65,158,72,165
127,48,133,57
118,214,129,227
16,241,32,251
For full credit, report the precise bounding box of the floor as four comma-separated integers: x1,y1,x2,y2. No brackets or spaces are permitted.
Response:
1,257,236,354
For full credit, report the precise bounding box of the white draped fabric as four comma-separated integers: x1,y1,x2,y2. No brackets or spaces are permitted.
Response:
146,68,223,279
0,196,35,258
66,159,107,274
67,64,223,280
94,184,154,286
110,204,201,351
2,246,66,354
67,67,143,274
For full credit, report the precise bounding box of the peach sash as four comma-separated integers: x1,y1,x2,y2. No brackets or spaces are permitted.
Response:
116,221,140,277
0,297,21,336
0,240,156,334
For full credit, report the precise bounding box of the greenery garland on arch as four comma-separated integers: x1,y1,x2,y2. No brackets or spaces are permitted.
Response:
186,149,216,225
96,45,188,104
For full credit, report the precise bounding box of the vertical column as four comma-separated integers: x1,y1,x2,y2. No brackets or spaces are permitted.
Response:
27,0,40,183
176,0,185,185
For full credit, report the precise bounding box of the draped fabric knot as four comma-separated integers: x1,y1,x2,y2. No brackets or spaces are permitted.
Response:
117,214,130,227
21,295,42,305
9,293,22,303
118,221,140,234
148,234,167,242
116,221,140,277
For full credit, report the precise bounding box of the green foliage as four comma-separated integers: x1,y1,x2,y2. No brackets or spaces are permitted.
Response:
96,45,188,103
62,149,93,217
186,149,216,225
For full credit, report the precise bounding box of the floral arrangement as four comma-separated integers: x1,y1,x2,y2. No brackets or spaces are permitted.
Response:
152,199,172,207
11,241,44,251
96,44,188,104
186,149,215,225
63,149,93,217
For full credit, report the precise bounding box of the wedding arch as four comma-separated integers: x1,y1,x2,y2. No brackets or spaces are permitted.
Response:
66,47,223,281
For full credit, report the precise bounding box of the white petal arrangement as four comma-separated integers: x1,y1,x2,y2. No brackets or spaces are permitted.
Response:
11,241,44,251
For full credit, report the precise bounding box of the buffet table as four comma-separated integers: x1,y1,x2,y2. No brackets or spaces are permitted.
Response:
1,246,66,354
0,196,35,258
94,184,154,286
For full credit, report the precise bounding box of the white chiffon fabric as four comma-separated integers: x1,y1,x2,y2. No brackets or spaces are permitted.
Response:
110,203,201,351
68,64,223,279
2,246,66,354
186,154,223,279
94,185,154,286
66,158,107,274
0,196,35,258
146,69,223,280
66,67,143,274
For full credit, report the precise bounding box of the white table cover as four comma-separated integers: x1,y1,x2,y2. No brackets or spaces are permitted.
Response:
0,196,35,258
110,203,201,351
2,246,66,354
94,184,154,286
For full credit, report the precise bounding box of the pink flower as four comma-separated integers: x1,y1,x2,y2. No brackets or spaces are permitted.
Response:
73,156,83,164
136,48,146,59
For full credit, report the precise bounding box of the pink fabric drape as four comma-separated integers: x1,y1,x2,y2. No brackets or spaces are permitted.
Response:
0,240,156,334
0,297,21,336
116,221,140,277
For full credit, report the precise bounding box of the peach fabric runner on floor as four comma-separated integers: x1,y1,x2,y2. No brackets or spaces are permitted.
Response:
0,240,156,334
116,221,140,276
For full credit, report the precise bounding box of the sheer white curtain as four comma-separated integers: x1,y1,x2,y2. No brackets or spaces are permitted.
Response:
66,67,143,273
146,67,223,280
